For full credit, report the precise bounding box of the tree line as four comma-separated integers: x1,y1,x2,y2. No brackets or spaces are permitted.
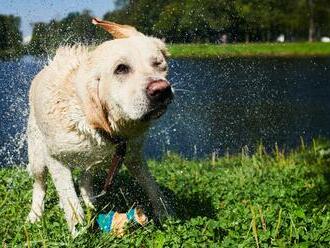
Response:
0,0,330,57
107,0,330,43
0,14,23,58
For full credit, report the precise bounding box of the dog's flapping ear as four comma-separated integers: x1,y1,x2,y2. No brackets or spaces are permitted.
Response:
77,74,113,134
92,18,143,39
85,83,113,133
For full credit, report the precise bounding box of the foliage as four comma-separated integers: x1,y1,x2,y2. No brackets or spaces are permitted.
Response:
1,1,329,57
28,10,108,56
0,14,23,59
152,0,235,43
106,0,330,42
1,140,330,247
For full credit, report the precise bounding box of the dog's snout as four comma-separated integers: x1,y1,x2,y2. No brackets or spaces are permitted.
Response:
146,79,173,102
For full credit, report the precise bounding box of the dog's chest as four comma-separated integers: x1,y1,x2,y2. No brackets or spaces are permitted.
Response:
50,131,116,168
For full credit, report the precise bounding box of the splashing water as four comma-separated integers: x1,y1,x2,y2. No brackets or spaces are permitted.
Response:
0,56,46,166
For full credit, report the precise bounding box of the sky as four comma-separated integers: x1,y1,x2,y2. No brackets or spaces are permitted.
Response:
0,0,115,39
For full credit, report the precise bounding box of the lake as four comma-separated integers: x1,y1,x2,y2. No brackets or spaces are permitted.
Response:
1,56,330,165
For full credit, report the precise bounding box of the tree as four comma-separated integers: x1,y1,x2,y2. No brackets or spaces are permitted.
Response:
104,0,235,42
312,0,330,40
0,15,23,56
27,0,330,49
29,10,108,55
308,0,316,41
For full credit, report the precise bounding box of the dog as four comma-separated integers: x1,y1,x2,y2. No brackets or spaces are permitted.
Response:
26,18,174,235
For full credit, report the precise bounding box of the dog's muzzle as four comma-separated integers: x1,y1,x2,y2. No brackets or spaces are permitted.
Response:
146,78,173,104
143,78,173,121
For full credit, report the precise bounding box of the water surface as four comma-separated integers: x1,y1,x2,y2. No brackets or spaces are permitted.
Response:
1,56,330,165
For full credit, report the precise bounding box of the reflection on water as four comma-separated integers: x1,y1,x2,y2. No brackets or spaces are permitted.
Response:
1,56,330,165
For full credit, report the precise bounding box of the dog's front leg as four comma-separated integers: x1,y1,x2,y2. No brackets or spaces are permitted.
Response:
80,170,95,209
47,156,84,235
125,158,174,222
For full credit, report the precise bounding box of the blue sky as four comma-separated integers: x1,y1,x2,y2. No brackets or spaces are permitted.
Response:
0,0,115,38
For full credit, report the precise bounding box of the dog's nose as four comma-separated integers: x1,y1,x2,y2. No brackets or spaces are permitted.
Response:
146,79,173,103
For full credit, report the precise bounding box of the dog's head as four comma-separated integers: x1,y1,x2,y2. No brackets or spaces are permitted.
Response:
84,18,173,134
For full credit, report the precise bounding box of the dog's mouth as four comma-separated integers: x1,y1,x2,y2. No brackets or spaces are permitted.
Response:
141,105,168,121
140,90,174,122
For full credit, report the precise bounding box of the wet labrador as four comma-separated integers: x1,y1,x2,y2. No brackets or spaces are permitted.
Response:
27,18,174,235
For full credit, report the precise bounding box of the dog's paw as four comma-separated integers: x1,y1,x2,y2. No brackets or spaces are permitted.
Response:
83,198,96,210
70,226,81,238
27,210,42,223
67,206,85,236
69,220,89,238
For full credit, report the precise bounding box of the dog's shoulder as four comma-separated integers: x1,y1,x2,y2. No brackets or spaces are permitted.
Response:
29,46,92,144
51,45,89,74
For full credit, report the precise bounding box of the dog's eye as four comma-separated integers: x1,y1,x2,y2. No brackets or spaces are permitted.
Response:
152,61,167,71
152,61,162,67
114,64,130,75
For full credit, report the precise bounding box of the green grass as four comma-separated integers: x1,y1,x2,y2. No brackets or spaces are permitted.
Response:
2,42,330,60
1,140,330,247
168,42,330,58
